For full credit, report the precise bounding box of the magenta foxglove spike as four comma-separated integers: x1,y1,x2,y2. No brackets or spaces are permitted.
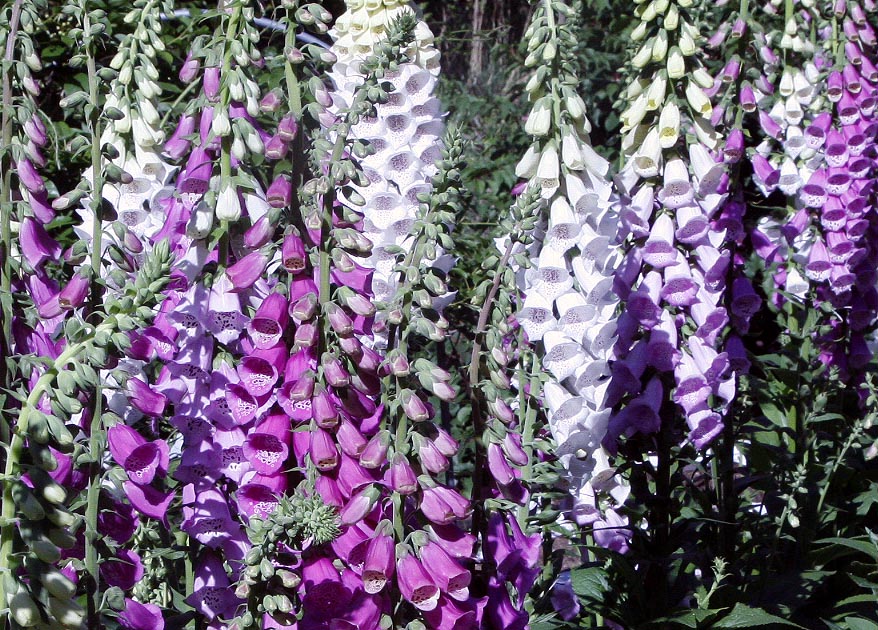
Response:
179,52,199,83
58,273,89,310
243,215,274,249
122,480,174,523
247,292,289,350
263,135,288,161
339,485,381,525
485,444,514,484
277,114,298,142
419,541,471,601
397,551,440,612
486,577,528,630
237,355,278,397
166,114,196,160
282,232,307,273
337,419,368,458
266,174,293,208
243,433,289,475
178,147,213,196
312,387,340,428
186,551,240,619
359,430,390,469
100,548,145,590
387,453,418,495
28,191,55,223
237,483,280,520
309,427,339,471
415,434,450,475
362,533,395,594
118,598,164,630
19,216,61,269
203,66,221,101
16,157,45,195
226,251,268,291
400,389,430,423
127,377,168,417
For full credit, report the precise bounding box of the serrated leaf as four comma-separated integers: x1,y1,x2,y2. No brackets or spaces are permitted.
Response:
712,604,806,628
570,565,610,601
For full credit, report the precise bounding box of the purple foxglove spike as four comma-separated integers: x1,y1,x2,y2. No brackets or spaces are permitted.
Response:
243,215,273,249
838,92,860,124
248,292,289,349
725,334,750,373
325,302,354,337
337,419,367,457
123,480,174,523
707,24,729,48
673,352,712,414
397,551,440,612
182,488,240,548
291,291,319,322
28,191,55,223
675,206,709,244
179,52,200,83
331,521,372,567
758,110,782,140
315,473,345,507
310,427,339,471
660,255,698,307
486,577,528,630
124,441,170,485
723,129,744,163
301,557,353,623
845,41,863,67
237,355,278,397
687,409,723,449
642,214,679,268
420,541,470,601
278,114,299,142
339,485,381,525
337,454,380,497
830,264,855,294
331,262,373,296
400,389,431,423
203,66,221,101
647,310,680,372
501,432,528,467
119,598,164,630
225,383,258,425
730,17,746,38
359,430,390,469
820,200,847,232
485,512,521,573
826,167,852,197
801,170,828,207
689,337,730,385
730,277,763,318
627,271,663,328
100,548,144,590
859,54,878,82
226,251,268,291
695,245,730,291
264,134,288,160
387,453,418,495
128,378,167,417
198,107,219,149
236,483,280,520
260,90,281,113
750,154,779,194
340,289,376,318
16,157,45,195
243,433,289,475
848,156,870,179
721,57,741,83
849,332,871,369
267,174,293,208
825,129,849,167
24,116,47,147
591,509,632,555
739,83,757,112
430,427,458,458
827,231,854,261
282,232,307,273
178,147,212,196
420,487,458,525
843,64,863,94
321,353,351,388
20,216,61,269
415,434,450,474
338,336,363,361
487,441,515,485
108,423,147,468
362,534,395,594
187,552,240,620
312,387,339,428
58,273,89,310
165,114,196,160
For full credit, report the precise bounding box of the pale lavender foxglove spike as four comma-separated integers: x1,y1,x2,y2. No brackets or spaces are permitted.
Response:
202,66,220,101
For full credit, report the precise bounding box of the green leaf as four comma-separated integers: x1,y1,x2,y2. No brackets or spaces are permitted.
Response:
712,604,806,628
843,618,878,630
570,565,610,601
814,537,878,561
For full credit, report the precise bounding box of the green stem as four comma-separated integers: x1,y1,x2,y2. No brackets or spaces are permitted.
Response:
0,0,26,460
